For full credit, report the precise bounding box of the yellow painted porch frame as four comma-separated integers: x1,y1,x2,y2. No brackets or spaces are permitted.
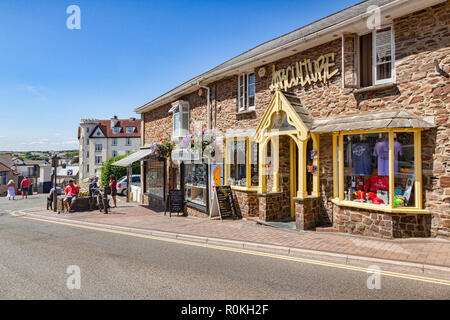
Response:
253,90,320,199
332,128,429,214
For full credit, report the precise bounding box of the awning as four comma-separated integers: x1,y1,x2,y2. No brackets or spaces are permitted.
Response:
310,110,435,133
112,149,154,167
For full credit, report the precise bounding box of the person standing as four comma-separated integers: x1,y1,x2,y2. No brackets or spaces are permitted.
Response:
20,176,31,199
7,180,16,200
109,175,117,208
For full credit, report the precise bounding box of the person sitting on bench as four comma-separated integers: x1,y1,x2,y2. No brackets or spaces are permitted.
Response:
62,179,79,213
47,185,62,210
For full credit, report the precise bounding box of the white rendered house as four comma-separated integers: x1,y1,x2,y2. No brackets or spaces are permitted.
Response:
78,116,141,181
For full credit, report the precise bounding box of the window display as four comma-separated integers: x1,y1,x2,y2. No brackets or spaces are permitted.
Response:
339,131,416,208
183,163,207,207
225,138,259,188
394,132,415,207
146,161,164,199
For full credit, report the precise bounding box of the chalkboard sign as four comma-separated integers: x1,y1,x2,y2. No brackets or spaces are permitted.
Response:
165,189,184,217
215,186,241,220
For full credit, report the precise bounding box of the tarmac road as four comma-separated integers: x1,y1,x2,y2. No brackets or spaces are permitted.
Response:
0,195,449,299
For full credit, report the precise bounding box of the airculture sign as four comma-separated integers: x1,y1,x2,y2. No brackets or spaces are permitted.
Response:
269,52,339,91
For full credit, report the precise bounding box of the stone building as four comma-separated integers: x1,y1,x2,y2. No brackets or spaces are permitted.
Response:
134,0,450,239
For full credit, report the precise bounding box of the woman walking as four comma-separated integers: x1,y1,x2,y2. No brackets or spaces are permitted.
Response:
7,180,16,200
109,174,117,208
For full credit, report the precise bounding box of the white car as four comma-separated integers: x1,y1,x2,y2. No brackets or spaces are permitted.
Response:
117,175,141,196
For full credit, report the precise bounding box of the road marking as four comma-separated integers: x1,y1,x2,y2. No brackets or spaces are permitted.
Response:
10,212,450,287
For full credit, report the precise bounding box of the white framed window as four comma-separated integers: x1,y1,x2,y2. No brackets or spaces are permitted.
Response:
358,25,395,88
112,138,117,146
373,26,394,85
169,101,190,138
112,151,118,158
95,156,102,165
95,144,102,152
112,127,121,134
126,137,132,146
238,72,255,112
126,127,135,134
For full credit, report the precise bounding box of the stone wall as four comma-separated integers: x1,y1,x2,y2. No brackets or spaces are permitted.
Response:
233,189,259,218
258,192,284,221
333,205,432,239
295,197,321,230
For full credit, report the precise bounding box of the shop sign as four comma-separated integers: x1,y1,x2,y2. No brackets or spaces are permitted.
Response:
269,52,339,91
214,186,240,220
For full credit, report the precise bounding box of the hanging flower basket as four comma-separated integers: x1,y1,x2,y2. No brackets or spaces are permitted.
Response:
149,138,174,160
181,130,215,160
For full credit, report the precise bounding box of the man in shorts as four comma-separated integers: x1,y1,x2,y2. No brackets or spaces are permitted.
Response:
63,179,79,213
20,176,31,199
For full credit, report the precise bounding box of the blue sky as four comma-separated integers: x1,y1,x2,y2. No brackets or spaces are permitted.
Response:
0,0,359,151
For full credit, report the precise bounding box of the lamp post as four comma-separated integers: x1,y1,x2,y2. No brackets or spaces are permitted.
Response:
51,156,59,212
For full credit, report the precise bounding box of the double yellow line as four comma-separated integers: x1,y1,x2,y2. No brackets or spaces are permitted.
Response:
10,211,450,287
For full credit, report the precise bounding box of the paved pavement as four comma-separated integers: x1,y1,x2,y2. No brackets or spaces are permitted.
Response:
1,205,449,299
15,196,450,271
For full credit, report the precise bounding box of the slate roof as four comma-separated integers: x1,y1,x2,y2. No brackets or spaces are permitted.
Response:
137,0,396,112
310,110,435,133
0,155,15,169
283,93,315,130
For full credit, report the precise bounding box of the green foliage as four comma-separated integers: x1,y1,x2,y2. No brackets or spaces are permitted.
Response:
65,151,79,158
100,154,140,193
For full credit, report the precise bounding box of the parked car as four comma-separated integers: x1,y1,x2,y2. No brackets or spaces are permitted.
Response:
117,175,141,196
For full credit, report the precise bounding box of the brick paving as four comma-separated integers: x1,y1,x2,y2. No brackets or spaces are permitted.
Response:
22,201,450,268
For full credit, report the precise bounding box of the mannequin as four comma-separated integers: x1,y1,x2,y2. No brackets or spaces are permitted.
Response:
373,134,403,176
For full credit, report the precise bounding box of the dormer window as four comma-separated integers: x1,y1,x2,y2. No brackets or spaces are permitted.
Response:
169,100,190,138
112,127,121,134
126,127,135,134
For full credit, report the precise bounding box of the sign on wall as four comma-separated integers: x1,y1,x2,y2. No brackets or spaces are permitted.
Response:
270,52,339,91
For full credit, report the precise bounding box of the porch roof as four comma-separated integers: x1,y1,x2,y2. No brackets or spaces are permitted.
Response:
310,110,435,133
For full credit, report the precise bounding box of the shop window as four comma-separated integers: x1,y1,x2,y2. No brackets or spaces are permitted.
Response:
359,26,394,87
225,138,258,188
238,73,255,112
183,163,207,207
334,131,422,211
170,101,190,138
146,161,164,199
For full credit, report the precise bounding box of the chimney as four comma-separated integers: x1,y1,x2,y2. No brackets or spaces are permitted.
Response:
111,115,119,128
130,117,136,121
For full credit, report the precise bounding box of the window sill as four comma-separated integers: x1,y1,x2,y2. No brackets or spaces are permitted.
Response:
352,82,396,94
236,108,256,115
331,198,430,214
230,185,258,192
